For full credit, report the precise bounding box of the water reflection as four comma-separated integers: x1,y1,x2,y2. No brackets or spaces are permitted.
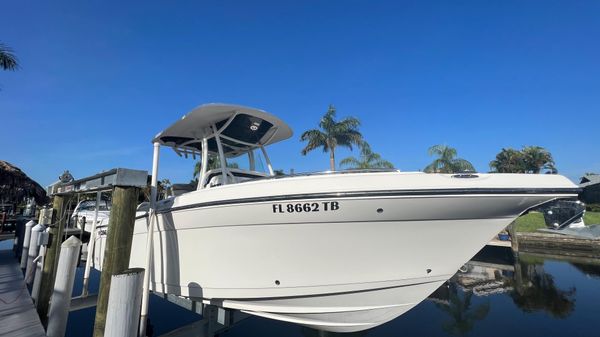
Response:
570,262,600,279
510,255,575,318
436,246,577,326
433,284,490,336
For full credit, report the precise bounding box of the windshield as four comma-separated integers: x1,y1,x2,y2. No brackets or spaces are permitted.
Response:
76,200,111,212
225,149,269,174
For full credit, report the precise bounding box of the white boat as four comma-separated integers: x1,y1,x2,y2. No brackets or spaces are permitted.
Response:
71,199,111,232
94,103,579,332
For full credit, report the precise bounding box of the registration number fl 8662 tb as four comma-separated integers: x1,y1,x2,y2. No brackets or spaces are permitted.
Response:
272,201,340,213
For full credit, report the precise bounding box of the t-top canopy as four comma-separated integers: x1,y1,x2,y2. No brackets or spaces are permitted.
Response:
153,103,293,156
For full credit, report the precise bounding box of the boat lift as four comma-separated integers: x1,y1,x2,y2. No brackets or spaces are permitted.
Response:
40,168,148,335
43,166,247,336
47,168,148,297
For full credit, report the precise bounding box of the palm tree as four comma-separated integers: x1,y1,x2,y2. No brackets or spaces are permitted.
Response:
424,145,475,173
489,148,525,173
340,142,394,169
0,43,19,71
521,146,556,173
489,146,556,173
435,284,490,336
192,155,237,182
300,105,363,171
193,156,218,180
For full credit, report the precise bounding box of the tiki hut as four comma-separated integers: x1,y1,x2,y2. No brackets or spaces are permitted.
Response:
0,160,49,207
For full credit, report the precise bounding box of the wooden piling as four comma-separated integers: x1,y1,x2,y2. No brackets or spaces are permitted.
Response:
46,236,82,337
36,194,69,326
93,185,140,337
104,268,145,337
508,222,519,254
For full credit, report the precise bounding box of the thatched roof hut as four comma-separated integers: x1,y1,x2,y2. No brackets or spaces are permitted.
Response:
0,160,49,205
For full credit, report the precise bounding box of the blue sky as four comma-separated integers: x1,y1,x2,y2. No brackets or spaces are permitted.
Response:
1,1,599,186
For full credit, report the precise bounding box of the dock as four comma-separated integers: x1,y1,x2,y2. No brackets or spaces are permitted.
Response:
0,249,45,337
0,232,15,241
487,237,511,248
516,232,600,259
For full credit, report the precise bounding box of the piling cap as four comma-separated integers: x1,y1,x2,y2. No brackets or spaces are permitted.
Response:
31,223,46,232
61,235,82,248
115,268,145,277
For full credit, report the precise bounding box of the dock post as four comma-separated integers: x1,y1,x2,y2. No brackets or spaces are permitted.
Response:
46,236,82,337
25,223,45,285
104,268,145,337
31,244,46,305
93,185,140,337
20,220,36,269
37,194,69,327
508,222,519,255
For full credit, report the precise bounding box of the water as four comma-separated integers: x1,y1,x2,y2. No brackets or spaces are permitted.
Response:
3,239,599,337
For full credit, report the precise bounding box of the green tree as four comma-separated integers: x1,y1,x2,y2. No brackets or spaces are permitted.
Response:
424,145,475,173
158,178,172,199
300,105,363,171
435,284,490,336
511,259,575,318
489,148,526,173
340,142,394,169
192,155,238,184
521,146,556,173
0,43,18,71
193,156,220,180
490,146,556,173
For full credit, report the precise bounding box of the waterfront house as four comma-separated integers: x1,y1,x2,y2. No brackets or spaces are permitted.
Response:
579,174,600,204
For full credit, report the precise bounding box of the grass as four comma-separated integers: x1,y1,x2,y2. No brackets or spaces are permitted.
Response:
513,211,600,233
514,212,546,232
585,211,600,225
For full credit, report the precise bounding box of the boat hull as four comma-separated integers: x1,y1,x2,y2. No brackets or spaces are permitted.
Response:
92,172,578,332
128,197,551,331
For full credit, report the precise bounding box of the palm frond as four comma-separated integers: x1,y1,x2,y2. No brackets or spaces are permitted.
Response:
339,157,361,168
452,159,475,172
0,43,19,71
374,158,394,169
424,160,441,173
336,116,361,130
427,144,446,157
319,105,337,131
300,129,327,155
335,130,363,151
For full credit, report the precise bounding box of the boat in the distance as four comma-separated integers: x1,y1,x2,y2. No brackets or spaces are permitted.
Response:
93,103,579,332
71,199,111,232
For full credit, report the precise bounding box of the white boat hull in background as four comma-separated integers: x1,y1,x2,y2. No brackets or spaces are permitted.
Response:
92,172,578,332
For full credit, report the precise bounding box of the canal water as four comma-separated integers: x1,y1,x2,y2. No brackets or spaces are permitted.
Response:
2,239,599,336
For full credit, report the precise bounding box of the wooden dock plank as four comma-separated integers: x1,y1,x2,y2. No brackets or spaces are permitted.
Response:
0,249,45,337
0,233,15,241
